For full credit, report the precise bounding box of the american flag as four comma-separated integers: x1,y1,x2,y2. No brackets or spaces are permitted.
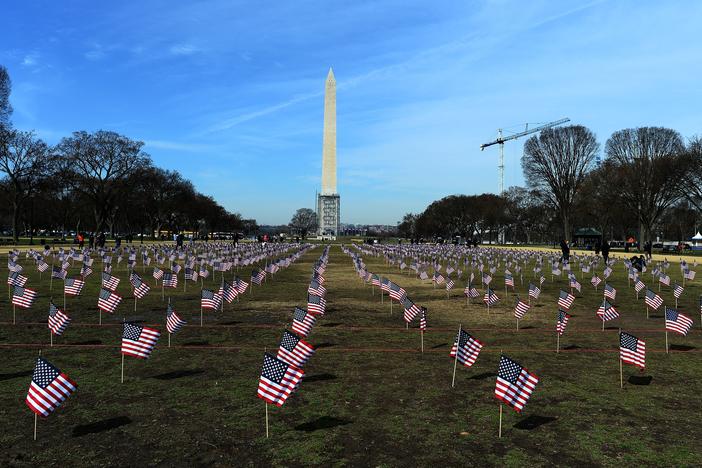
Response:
446,278,455,291
7,271,28,287
8,260,23,272
103,264,112,274
591,275,601,288
557,290,575,310
371,274,381,286
308,279,326,297
25,357,77,417
597,300,619,321
380,277,391,291
36,261,49,272
620,331,645,369
659,274,671,286
166,303,186,334
483,288,499,306
48,302,71,336
556,309,570,335
152,267,164,280
645,289,663,310
199,266,210,279
634,279,646,293
665,307,693,336
101,272,120,291
184,268,197,281
672,282,684,299
307,293,326,315
604,283,617,301
504,273,514,288
388,282,406,301
51,266,67,280
603,266,613,278
450,329,483,367
234,276,249,294
464,282,480,298
97,288,122,313
684,269,696,281
257,353,304,407
121,322,160,359
514,297,530,319
12,286,38,308
80,264,93,278
419,271,429,280
292,306,316,337
251,269,266,285
569,275,581,293
201,289,222,310
64,277,85,296
172,263,182,274
420,307,427,331
528,283,541,300
163,272,178,288
402,296,421,323
495,355,539,413
482,272,492,285
220,281,238,303
277,330,315,368
130,274,151,299
432,272,445,285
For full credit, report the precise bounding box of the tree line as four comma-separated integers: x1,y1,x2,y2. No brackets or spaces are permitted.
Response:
0,65,255,243
399,125,702,245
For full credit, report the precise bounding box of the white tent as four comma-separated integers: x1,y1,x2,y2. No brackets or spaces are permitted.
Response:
692,232,702,241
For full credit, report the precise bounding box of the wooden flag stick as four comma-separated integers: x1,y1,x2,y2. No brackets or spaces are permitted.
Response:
498,404,503,438
451,324,461,388
619,327,623,389
50,331,53,347
121,353,125,384
168,332,171,348
665,330,669,354
200,306,203,327
265,401,269,438
99,309,102,325
646,306,649,319
556,332,560,353
63,293,66,312
13,304,16,325
421,330,424,353
516,318,519,330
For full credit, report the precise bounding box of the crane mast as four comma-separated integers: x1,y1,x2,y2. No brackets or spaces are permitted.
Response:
480,118,570,194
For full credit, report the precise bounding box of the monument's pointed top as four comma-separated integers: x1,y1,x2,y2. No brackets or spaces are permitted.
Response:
326,67,335,81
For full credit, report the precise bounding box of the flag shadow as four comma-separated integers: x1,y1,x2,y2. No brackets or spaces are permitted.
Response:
0,369,33,381
669,344,695,351
513,415,557,430
72,416,132,437
627,375,653,385
152,369,205,380
315,343,335,349
294,416,351,432
468,372,495,380
304,373,336,383
70,340,103,345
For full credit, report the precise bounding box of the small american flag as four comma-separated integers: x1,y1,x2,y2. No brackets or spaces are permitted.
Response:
36,261,49,272
557,290,575,310
449,329,483,367
64,277,85,296
620,331,645,369
665,307,693,336
152,267,164,280
556,309,570,335
308,279,326,297
277,330,315,368
684,269,696,281
121,322,160,359
464,282,480,298
495,355,539,413
597,300,619,321
514,297,530,319
591,275,601,288
659,274,671,286
634,279,646,293
446,278,455,291
257,353,304,406
388,282,406,301
220,281,238,303
419,271,429,280
97,288,122,313
482,272,492,285
234,276,249,294
604,283,617,301
251,269,266,285
101,272,120,291
645,289,663,310
51,266,67,280
419,307,427,331
48,302,71,336
307,293,326,315
483,288,499,306
528,283,541,300
401,296,421,323
505,273,514,288
80,264,93,278
672,282,684,299
130,273,151,299
25,357,77,417
7,271,28,287
12,286,38,308
603,266,612,278
166,303,186,334
162,272,178,288
569,275,581,293
292,307,316,337
201,289,222,310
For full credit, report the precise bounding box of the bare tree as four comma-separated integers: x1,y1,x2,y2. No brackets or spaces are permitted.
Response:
522,125,599,242
289,208,317,238
0,130,49,241
55,130,151,235
680,136,702,214
605,127,687,244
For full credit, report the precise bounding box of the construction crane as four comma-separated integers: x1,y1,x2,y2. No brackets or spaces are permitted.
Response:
480,118,570,194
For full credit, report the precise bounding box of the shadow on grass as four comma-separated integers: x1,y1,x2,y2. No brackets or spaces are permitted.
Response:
669,344,695,351
220,321,242,326
431,343,448,349
183,340,210,346
294,416,351,432
316,343,335,349
519,326,536,330
513,415,557,430
321,322,343,327
628,375,653,386
305,373,336,383
71,340,102,345
152,369,205,380
72,416,132,437
469,372,495,380
0,369,33,381
563,345,580,350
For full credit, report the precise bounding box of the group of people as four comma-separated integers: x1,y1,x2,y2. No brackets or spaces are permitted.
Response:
560,237,651,271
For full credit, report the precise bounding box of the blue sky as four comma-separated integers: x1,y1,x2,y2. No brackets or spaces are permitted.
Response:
2,1,701,225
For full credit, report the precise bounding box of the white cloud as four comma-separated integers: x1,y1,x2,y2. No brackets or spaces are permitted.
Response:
21,53,39,67
169,44,200,56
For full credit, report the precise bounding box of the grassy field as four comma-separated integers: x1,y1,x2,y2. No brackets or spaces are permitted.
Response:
1,244,702,466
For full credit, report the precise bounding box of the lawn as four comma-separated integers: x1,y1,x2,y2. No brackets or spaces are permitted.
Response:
1,244,701,466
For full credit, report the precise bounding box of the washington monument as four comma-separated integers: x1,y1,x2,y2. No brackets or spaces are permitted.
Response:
317,68,340,237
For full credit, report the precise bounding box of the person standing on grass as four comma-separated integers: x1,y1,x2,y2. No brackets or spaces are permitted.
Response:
644,241,652,260
602,239,610,263
560,239,570,263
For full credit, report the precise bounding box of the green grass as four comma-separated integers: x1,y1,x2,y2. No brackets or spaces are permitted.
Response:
1,245,702,466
